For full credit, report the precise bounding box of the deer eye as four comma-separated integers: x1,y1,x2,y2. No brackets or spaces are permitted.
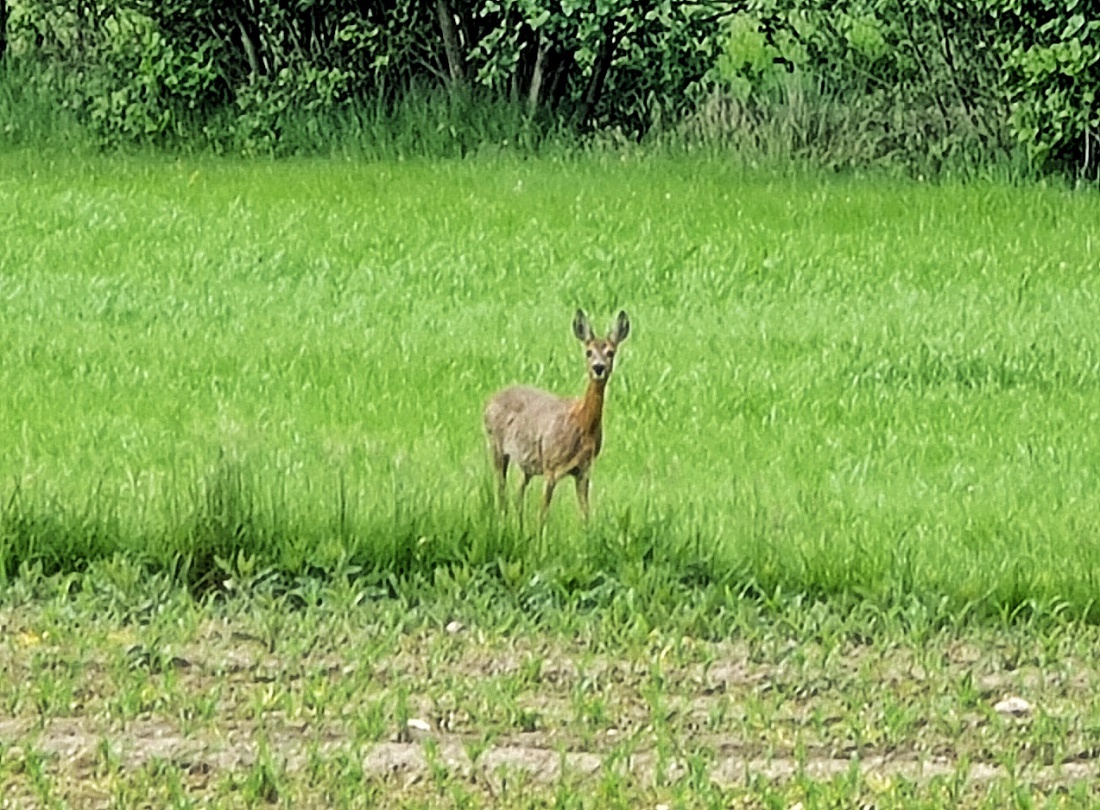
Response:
585,349,593,358
606,350,615,358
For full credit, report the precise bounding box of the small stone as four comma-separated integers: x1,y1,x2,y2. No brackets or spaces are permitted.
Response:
407,718,431,733
994,696,1031,716
445,620,464,635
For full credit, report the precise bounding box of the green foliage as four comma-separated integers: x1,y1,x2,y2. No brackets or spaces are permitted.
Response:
76,10,219,145
3,0,728,150
714,14,785,100
715,0,1099,175
230,65,354,155
999,2,1100,173
0,54,86,148
2,0,1096,174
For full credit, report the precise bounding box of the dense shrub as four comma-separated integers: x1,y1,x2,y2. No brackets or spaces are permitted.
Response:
714,0,1099,176
2,0,723,151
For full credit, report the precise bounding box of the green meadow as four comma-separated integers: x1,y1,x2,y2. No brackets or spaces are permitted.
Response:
3,152,1100,615
6,152,1100,806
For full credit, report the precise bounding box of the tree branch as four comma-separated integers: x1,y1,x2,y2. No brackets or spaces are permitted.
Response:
237,17,262,79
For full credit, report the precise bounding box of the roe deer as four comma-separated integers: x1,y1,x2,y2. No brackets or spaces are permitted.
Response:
484,309,631,521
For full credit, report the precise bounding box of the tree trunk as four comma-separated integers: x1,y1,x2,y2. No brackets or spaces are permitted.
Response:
899,5,950,137
0,0,8,62
435,0,466,89
528,33,550,113
576,22,620,128
545,53,569,108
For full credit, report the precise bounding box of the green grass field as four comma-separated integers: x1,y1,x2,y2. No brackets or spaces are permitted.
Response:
4,151,1100,806
4,151,1100,617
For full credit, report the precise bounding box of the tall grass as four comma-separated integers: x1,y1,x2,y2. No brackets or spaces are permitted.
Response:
2,153,1099,624
0,56,1036,181
0,58,90,152
669,74,1031,183
274,86,582,160
0,58,581,160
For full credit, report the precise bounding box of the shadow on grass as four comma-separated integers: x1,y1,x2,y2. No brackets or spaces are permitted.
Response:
2,460,1099,632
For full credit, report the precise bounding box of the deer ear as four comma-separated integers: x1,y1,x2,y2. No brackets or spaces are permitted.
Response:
609,310,630,343
573,309,595,342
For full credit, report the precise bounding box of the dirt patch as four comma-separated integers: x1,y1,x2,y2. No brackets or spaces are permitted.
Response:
3,715,1095,791
5,608,1100,805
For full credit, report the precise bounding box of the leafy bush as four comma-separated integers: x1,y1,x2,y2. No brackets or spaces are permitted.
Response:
3,0,727,150
712,0,1099,176
77,12,219,145
1000,3,1099,173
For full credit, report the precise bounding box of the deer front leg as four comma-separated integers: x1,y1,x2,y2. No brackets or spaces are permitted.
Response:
574,472,590,521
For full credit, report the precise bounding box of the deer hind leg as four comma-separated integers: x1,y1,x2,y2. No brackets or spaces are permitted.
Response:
490,448,509,510
512,470,533,528
540,472,560,523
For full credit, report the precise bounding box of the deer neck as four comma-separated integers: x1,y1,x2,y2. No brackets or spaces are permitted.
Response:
572,377,607,437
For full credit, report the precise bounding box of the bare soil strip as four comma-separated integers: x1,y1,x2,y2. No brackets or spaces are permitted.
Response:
3,716,1095,789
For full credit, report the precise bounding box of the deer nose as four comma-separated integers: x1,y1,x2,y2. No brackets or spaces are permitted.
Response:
592,363,607,377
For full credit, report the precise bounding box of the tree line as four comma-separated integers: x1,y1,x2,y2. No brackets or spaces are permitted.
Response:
1,1,1096,175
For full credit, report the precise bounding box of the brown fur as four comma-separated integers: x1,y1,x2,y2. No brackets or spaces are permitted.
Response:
484,310,630,521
